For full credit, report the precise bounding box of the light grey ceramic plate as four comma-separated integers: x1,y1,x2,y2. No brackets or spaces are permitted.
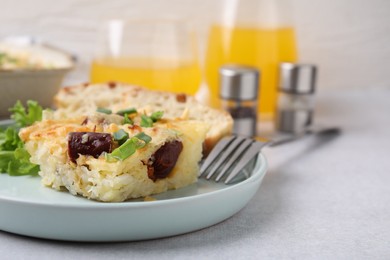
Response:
0,153,267,242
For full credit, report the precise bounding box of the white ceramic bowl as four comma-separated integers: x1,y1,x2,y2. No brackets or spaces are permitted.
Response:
0,38,74,118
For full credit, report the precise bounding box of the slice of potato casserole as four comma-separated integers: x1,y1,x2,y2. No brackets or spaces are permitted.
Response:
19,111,208,202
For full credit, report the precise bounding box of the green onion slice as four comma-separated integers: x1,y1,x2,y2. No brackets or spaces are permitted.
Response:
135,132,152,144
140,114,154,127
150,111,164,122
123,113,134,125
116,108,137,116
113,129,129,145
108,132,152,161
140,111,164,127
96,107,112,114
110,139,137,161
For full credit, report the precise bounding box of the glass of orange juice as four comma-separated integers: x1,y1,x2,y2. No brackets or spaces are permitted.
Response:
204,0,298,120
90,19,202,95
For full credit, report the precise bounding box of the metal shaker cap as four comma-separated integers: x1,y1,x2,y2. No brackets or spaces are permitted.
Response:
279,63,317,94
219,65,260,100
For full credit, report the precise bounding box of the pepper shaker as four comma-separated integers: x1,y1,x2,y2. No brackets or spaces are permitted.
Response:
219,65,260,137
276,62,317,133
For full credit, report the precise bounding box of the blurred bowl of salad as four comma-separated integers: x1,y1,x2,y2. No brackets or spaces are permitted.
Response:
0,36,75,118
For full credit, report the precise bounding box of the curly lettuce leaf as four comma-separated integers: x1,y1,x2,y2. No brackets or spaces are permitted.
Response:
9,100,42,128
0,127,23,150
0,149,39,176
0,100,43,176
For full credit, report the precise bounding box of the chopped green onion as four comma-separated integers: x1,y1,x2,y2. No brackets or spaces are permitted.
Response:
141,114,154,127
110,139,137,161
123,113,134,125
135,132,152,144
130,136,147,149
96,107,112,114
150,111,164,122
113,129,129,145
116,108,137,116
140,111,164,127
108,132,152,161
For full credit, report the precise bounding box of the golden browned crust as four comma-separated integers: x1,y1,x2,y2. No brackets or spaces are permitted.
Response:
53,82,233,153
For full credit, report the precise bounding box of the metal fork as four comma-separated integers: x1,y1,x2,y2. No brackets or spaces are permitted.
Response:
199,127,340,184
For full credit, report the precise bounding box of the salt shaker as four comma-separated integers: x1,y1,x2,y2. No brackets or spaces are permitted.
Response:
219,65,260,137
276,62,317,133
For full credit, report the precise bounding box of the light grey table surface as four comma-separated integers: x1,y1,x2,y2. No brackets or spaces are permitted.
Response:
1,87,389,259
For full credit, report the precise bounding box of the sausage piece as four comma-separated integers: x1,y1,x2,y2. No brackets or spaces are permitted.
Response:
147,140,183,181
68,132,113,163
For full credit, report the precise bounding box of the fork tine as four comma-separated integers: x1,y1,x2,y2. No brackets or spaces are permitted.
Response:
205,136,246,179
199,135,236,176
224,141,267,184
215,138,254,182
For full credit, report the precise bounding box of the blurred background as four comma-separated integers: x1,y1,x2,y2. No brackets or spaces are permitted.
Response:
2,0,389,90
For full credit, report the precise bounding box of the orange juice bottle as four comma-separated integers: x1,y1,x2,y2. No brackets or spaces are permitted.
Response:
204,0,298,120
91,57,201,95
